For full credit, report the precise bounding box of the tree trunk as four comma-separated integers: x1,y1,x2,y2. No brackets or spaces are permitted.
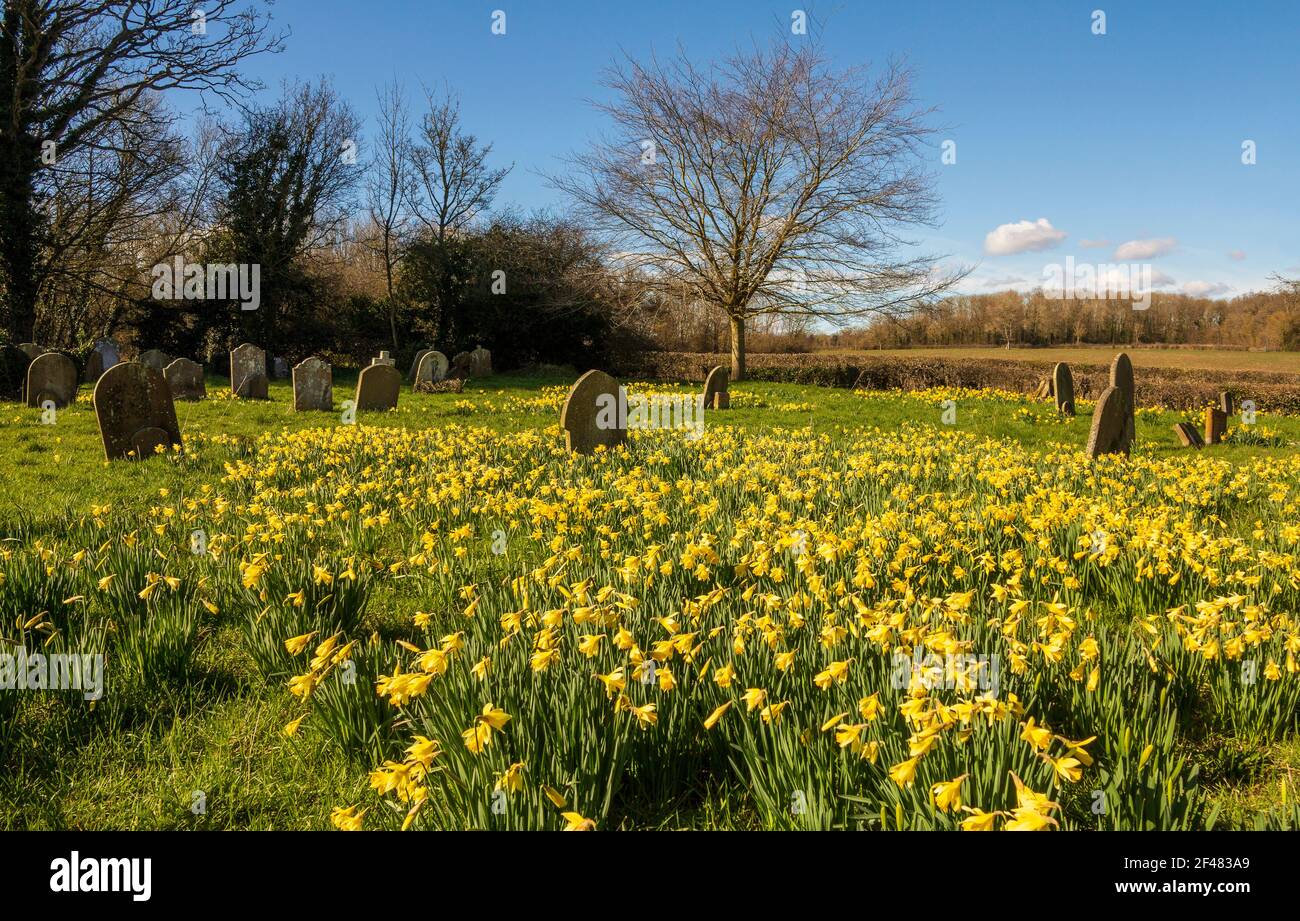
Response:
0,150,41,342
729,313,746,381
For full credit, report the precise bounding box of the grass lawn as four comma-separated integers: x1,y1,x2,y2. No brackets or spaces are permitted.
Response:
2,371,1298,830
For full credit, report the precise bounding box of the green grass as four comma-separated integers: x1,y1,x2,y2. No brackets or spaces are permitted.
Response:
1,370,1297,829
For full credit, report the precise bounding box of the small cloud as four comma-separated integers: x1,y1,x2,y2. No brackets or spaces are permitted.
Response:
1113,237,1177,260
1079,239,1110,249
1182,280,1232,297
1227,249,1247,261
984,218,1068,256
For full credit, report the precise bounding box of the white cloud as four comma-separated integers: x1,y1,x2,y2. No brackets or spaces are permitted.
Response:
1181,280,1232,297
984,218,1067,256
1227,249,1247,261
1079,239,1110,249
1113,237,1177,260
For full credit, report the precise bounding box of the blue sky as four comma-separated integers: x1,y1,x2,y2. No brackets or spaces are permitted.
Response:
204,0,1299,297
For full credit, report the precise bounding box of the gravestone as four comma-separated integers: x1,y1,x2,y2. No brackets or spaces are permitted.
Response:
408,349,433,381
354,363,400,412
413,350,449,389
138,349,171,371
468,346,492,378
703,365,730,410
1052,362,1075,415
1033,377,1054,400
449,351,472,379
164,358,206,401
560,370,626,455
0,345,29,400
1173,422,1204,448
1109,352,1135,450
17,342,43,360
84,339,121,382
1218,391,1234,415
371,351,396,367
93,362,182,461
26,352,78,409
292,357,333,412
1204,406,1228,445
272,357,291,380
1085,385,1129,458
231,343,269,399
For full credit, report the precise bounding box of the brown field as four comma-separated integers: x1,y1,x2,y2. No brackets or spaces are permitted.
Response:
817,346,1300,374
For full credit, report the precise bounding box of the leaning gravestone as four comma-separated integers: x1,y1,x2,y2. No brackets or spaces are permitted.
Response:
164,358,206,401
138,349,171,371
413,350,449,389
17,342,43,360
230,343,268,399
703,365,730,409
84,339,121,383
1204,406,1228,445
1052,362,1075,415
1173,422,1205,448
468,346,492,378
26,352,78,409
1218,391,1234,415
1085,386,1129,458
0,345,29,400
1109,352,1135,449
449,351,472,379
354,363,400,412
561,370,626,455
93,362,182,461
408,349,433,381
292,357,333,411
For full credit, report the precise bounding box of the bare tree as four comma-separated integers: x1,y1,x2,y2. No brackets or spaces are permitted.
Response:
365,80,415,350
552,33,964,378
0,0,283,342
408,85,511,346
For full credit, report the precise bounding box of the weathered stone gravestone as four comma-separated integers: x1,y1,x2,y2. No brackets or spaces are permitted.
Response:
468,346,492,378
1173,422,1205,448
138,349,171,371
1218,391,1234,415
0,345,29,400
371,351,396,367
449,351,472,379
560,370,626,455
1204,406,1228,445
1033,377,1054,400
292,357,333,411
1052,362,1075,415
703,365,730,409
1085,386,1129,458
25,352,78,409
230,343,268,399
17,342,43,360
1109,352,1135,449
408,348,433,381
354,363,400,412
164,358,206,401
413,350,449,389
272,357,290,380
93,362,182,461
84,339,121,382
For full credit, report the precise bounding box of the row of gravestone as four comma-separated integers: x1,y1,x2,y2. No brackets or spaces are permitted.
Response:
1039,354,1240,455
560,365,730,454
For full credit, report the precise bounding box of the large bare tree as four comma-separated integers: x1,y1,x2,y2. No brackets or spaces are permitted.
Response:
0,0,282,342
408,85,511,347
364,80,416,350
553,34,963,378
